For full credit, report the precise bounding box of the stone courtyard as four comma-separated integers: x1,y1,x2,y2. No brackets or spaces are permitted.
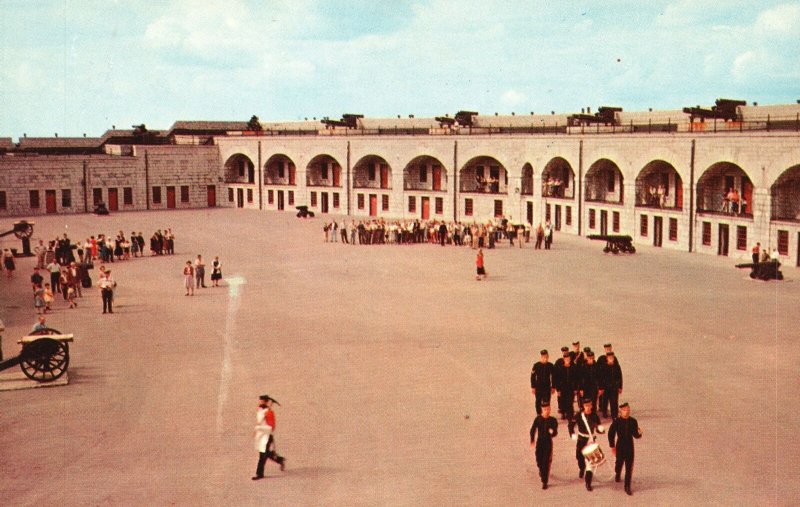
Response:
0,208,797,506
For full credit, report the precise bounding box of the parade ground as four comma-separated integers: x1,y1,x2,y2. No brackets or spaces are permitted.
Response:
1,208,798,506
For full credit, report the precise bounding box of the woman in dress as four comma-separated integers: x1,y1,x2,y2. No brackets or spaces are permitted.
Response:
475,248,487,281
211,256,222,287
183,260,195,296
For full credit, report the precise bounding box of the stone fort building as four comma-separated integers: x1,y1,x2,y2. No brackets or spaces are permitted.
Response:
1,100,799,263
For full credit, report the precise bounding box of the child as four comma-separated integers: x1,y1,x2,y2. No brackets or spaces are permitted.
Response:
43,283,54,313
476,248,487,281
67,285,77,309
34,286,45,314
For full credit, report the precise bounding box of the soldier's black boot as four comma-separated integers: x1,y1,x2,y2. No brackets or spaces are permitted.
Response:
579,468,584,479
585,471,593,491
625,486,632,496
615,473,621,482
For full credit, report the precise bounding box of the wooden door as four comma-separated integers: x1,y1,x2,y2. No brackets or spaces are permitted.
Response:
237,188,244,208
108,188,119,211
333,166,341,187
600,210,608,236
526,202,533,224
45,190,57,214
321,192,328,213
277,191,285,211
166,186,176,209
432,166,442,191
207,185,216,207
369,194,377,216
421,197,430,219
653,216,663,247
554,205,562,231
380,165,389,189
718,224,729,256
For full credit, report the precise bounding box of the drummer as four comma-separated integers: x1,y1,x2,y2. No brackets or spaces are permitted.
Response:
569,398,606,492
529,401,558,490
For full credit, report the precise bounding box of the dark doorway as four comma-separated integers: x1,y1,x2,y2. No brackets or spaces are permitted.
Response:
45,190,57,214
321,192,329,213
526,202,533,224
277,191,285,211
237,188,244,208
207,185,216,207
653,216,663,247
108,188,119,211
600,210,608,236
718,224,729,256
554,205,562,231
166,186,176,209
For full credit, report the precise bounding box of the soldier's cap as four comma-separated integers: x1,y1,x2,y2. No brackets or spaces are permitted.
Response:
586,351,595,357
606,351,615,356
582,398,593,404
540,401,550,408
560,346,569,352
572,341,580,346
583,346,591,352
540,349,548,355
604,343,612,348
259,394,281,406
619,402,629,409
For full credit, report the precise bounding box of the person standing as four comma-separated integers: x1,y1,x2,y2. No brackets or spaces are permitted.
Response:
529,401,558,489
597,343,621,417
600,352,623,419
194,255,206,288
554,353,578,421
252,394,286,480
99,270,115,314
751,242,761,265
544,220,553,250
579,350,603,415
183,261,195,296
569,398,606,491
475,248,487,280
3,249,16,278
608,402,642,496
211,256,222,287
530,349,555,415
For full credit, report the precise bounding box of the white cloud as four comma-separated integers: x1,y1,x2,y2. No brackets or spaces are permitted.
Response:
500,90,528,109
755,3,800,35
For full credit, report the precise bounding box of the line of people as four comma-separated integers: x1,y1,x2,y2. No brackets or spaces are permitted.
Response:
529,342,642,495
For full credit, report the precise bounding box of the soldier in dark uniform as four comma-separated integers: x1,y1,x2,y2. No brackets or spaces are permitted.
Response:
608,402,642,495
529,401,558,489
600,352,623,419
569,341,585,366
530,349,555,415
597,343,620,417
553,347,570,417
578,350,603,415
553,352,578,421
569,398,605,491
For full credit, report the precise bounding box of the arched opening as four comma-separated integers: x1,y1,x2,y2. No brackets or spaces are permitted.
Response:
223,154,255,184
521,163,533,196
264,154,296,186
771,164,800,221
403,156,448,191
459,156,508,194
696,162,753,215
306,155,342,187
585,159,623,203
541,157,575,198
635,160,683,209
353,155,391,189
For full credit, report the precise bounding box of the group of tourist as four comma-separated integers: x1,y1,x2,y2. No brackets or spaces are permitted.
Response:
323,218,555,250
529,342,641,495
182,254,222,295
721,187,745,214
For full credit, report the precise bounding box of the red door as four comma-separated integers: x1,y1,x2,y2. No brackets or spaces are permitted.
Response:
108,188,119,211
432,166,442,191
421,197,430,219
380,165,389,189
207,185,216,207
333,165,341,187
289,165,296,185
45,190,57,214
166,186,176,209
369,194,378,216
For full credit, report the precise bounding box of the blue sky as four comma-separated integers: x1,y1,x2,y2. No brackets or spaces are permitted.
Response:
1,0,798,137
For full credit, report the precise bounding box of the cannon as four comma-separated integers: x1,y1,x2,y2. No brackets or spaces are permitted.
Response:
295,205,315,218
735,260,784,281
0,220,35,257
587,234,636,254
0,327,72,382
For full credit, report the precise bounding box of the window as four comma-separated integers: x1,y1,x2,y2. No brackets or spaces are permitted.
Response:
152,187,161,204
736,226,747,250
465,198,473,216
311,191,317,207
702,222,711,245
93,188,103,206
288,191,294,205
278,165,285,179
669,218,678,241
30,190,40,208
419,165,427,182
612,211,620,232
490,166,499,180
368,164,376,181
0,191,6,209
640,215,648,237
333,193,340,208
179,185,189,203
238,161,245,177
61,189,71,208
382,194,389,211
565,206,572,226
247,189,253,203
607,171,615,192
408,196,416,213
268,190,274,204
778,230,789,256
228,188,234,202
435,197,443,214
494,199,503,217
124,187,133,205
589,209,596,229
321,164,328,180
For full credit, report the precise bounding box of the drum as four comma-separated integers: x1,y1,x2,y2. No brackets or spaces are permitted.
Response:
581,443,606,466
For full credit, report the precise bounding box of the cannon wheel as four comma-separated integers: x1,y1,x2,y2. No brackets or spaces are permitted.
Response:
19,337,69,382
13,222,34,239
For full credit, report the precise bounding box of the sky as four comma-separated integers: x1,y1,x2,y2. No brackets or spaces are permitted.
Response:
0,0,798,138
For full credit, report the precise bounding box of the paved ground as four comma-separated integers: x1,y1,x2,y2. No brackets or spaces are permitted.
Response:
0,208,798,506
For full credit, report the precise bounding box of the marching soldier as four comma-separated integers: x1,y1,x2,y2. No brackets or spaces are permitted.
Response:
252,394,286,480
529,401,558,489
608,402,642,495
569,398,605,491
578,350,603,415
553,347,570,417
597,343,621,417
600,351,623,419
530,349,555,415
553,352,578,421
569,341,585,366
